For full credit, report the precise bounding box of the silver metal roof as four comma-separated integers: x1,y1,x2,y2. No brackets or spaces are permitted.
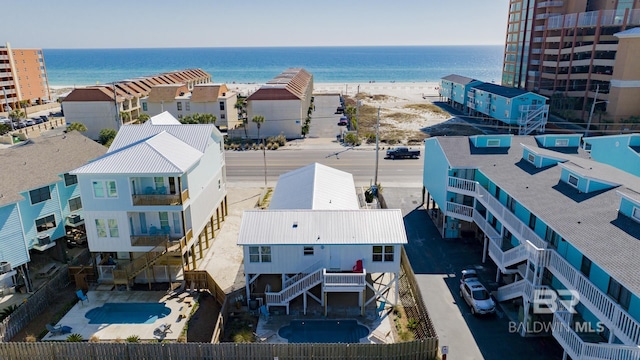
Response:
269,163,359,210
237,209,408,246
147,111,181,125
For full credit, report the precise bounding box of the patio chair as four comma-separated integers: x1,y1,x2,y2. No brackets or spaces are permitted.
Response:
144,187,155,195
376,301,387,318
46,323,72,336
76,289,89,304
149,226,159,235
161,225,171,235
259,305,270,320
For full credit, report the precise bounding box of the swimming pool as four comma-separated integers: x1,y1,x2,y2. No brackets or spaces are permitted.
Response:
278,320,369,343
85,303,171,324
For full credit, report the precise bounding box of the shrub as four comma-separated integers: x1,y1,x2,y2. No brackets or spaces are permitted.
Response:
177,335,187,343
89,335,100,343
233,329,255,343
66,333,83,342
25,334,36,342
114,337,124,343
407,318,418,330
344,133,361,146
126,335,140,343
271,143,279,150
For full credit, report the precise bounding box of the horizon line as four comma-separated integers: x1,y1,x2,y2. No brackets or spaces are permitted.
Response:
41,44,505,51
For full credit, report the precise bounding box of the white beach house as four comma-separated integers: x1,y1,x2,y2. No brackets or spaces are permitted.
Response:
70,112,227,287
238,163,407,315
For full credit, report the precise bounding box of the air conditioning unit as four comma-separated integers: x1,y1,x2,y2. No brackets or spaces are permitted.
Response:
68,214,83,224
0,261,11,274
37,234,51,246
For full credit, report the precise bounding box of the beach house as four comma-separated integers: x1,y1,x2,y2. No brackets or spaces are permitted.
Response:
243,68,314,140
61,69,211,140
238,163,407,315
423,133,640,359
140,83,239,130
0,132,106,293
70,112,227,287
440,74,549,135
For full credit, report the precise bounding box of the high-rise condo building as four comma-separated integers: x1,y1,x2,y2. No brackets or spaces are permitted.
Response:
0,42,51,112
502,1,640,131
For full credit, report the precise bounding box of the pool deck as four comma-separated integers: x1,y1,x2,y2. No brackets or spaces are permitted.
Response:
43,290,196,342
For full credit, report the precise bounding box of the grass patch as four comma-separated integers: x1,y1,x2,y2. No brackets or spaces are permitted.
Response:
404,103,450,116
386,112,419,122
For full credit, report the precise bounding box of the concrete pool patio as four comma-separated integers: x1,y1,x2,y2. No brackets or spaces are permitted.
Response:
43,290,196,342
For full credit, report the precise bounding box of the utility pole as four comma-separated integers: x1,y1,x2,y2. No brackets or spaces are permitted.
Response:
356,100,361,139
113,83,121,130
373,106,380,193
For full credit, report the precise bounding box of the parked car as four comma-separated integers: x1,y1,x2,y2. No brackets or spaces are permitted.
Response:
460,279,496,316
25,119,35,126
33,117,44,124
460,269,479,285
16,121,26,129
0,117,10,124
338,116,348,126
386,147,420,159
40,115,49,122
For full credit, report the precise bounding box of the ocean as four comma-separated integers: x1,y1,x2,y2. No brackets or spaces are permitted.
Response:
42,46,504,86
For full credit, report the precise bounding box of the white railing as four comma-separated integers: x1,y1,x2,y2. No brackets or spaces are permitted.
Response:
447,177,476,194
472,210,501,240
553,311,640,360
97,265,116,281
324,269,366,288
548,250,640,346
496,279,527,302
284,260,323,288
537,1,563,8
265,268,323,306
446,202,474,221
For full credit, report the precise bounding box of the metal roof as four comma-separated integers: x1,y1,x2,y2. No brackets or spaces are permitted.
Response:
146,111,181,125
433,135,640,295
237,209,408,246
0,132,106,206
471,83,531,99
71,131,203,175
441,74,481,85
270,163,359,210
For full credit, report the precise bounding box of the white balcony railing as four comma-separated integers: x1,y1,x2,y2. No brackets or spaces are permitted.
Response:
324,269,367,288
266,268,323,307
446,202,474,221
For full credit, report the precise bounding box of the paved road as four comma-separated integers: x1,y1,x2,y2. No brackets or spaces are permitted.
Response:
225,146,423,187
384,187,563,360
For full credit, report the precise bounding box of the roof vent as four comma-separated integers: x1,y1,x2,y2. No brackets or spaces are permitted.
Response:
292,222,298,229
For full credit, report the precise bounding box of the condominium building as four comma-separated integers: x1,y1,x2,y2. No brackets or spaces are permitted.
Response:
70,112,227,287
0,42,51,111
141,83,240,130
423,133,640,359
62,69,211,140
502,1,640,129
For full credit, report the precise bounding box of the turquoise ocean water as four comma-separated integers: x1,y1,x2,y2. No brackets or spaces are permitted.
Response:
43,46,503,86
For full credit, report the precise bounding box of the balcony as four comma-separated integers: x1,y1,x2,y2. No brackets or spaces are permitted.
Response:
323,269,367,292
132,188,188,206
537,1,563,8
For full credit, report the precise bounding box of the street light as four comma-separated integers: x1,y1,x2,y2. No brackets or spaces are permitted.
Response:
585,85,608,137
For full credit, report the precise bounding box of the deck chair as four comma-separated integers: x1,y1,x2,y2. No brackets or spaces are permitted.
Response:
259,305,270,320
376,301,387,318
76,289,89,304
253,330,275,342
46,323,72,336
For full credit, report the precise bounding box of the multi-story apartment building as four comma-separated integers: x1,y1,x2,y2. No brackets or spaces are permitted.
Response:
141,83,240,130
62,69,211,140
70,113,227,288
244,68,313,139
502,1,640,129
440,74,549,135
0,132,106,294
423,133,640,359
0,42,50,111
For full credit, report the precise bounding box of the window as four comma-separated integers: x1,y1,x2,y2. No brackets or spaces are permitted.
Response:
92,180,117,198
581,256,592,277
108,219,119,237
142,102,147,111
139,213,147,234
219,101,225,111
154,177,165,190
568,174,579,187
506,195,516,213
172,213,181,234
185,101,190,111
29,186,51,204
68,197,82,212
95,219,107,237
249,246,271,263
632,207,640,222
527,153,535,164
372,246,394,262
607,278,631,310
96,219,118,238
495,186,501,199
304,246,314,256
529,213,536,230
177,102,182,111
555,139,569,147
545,227,561,249
35,214,56,232
63,173,77,186
218,179,221,190
159,212,170,229
487,139,500,147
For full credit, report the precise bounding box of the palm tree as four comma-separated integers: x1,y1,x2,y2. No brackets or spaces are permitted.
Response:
67,122,88,132
137,114,150,124
8,109,25,122
252,115,266,186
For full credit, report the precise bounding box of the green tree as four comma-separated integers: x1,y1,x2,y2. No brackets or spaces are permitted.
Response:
137,113,150,123
179,113,216,124
0,123,11,135
235,99,248,140
120,112,131,123
8,109,25,122
67,122,88,132
98,128,117,146
252,115,265,141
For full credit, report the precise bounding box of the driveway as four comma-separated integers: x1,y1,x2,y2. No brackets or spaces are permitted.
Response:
308,94,344,139
383,187,563,360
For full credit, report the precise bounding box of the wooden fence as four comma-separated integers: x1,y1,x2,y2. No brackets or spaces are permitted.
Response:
399,248,438,339
0,265,70,342
0,340,438,359
183,270,229,343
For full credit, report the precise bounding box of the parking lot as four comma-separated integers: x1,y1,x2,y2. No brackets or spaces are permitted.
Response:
383,187,563,360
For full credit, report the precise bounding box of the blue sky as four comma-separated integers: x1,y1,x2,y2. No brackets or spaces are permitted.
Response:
5,0,510,48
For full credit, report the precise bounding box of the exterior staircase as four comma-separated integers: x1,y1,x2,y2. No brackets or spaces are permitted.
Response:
113,248,169,286
518,104,549,135
265,268,324,313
